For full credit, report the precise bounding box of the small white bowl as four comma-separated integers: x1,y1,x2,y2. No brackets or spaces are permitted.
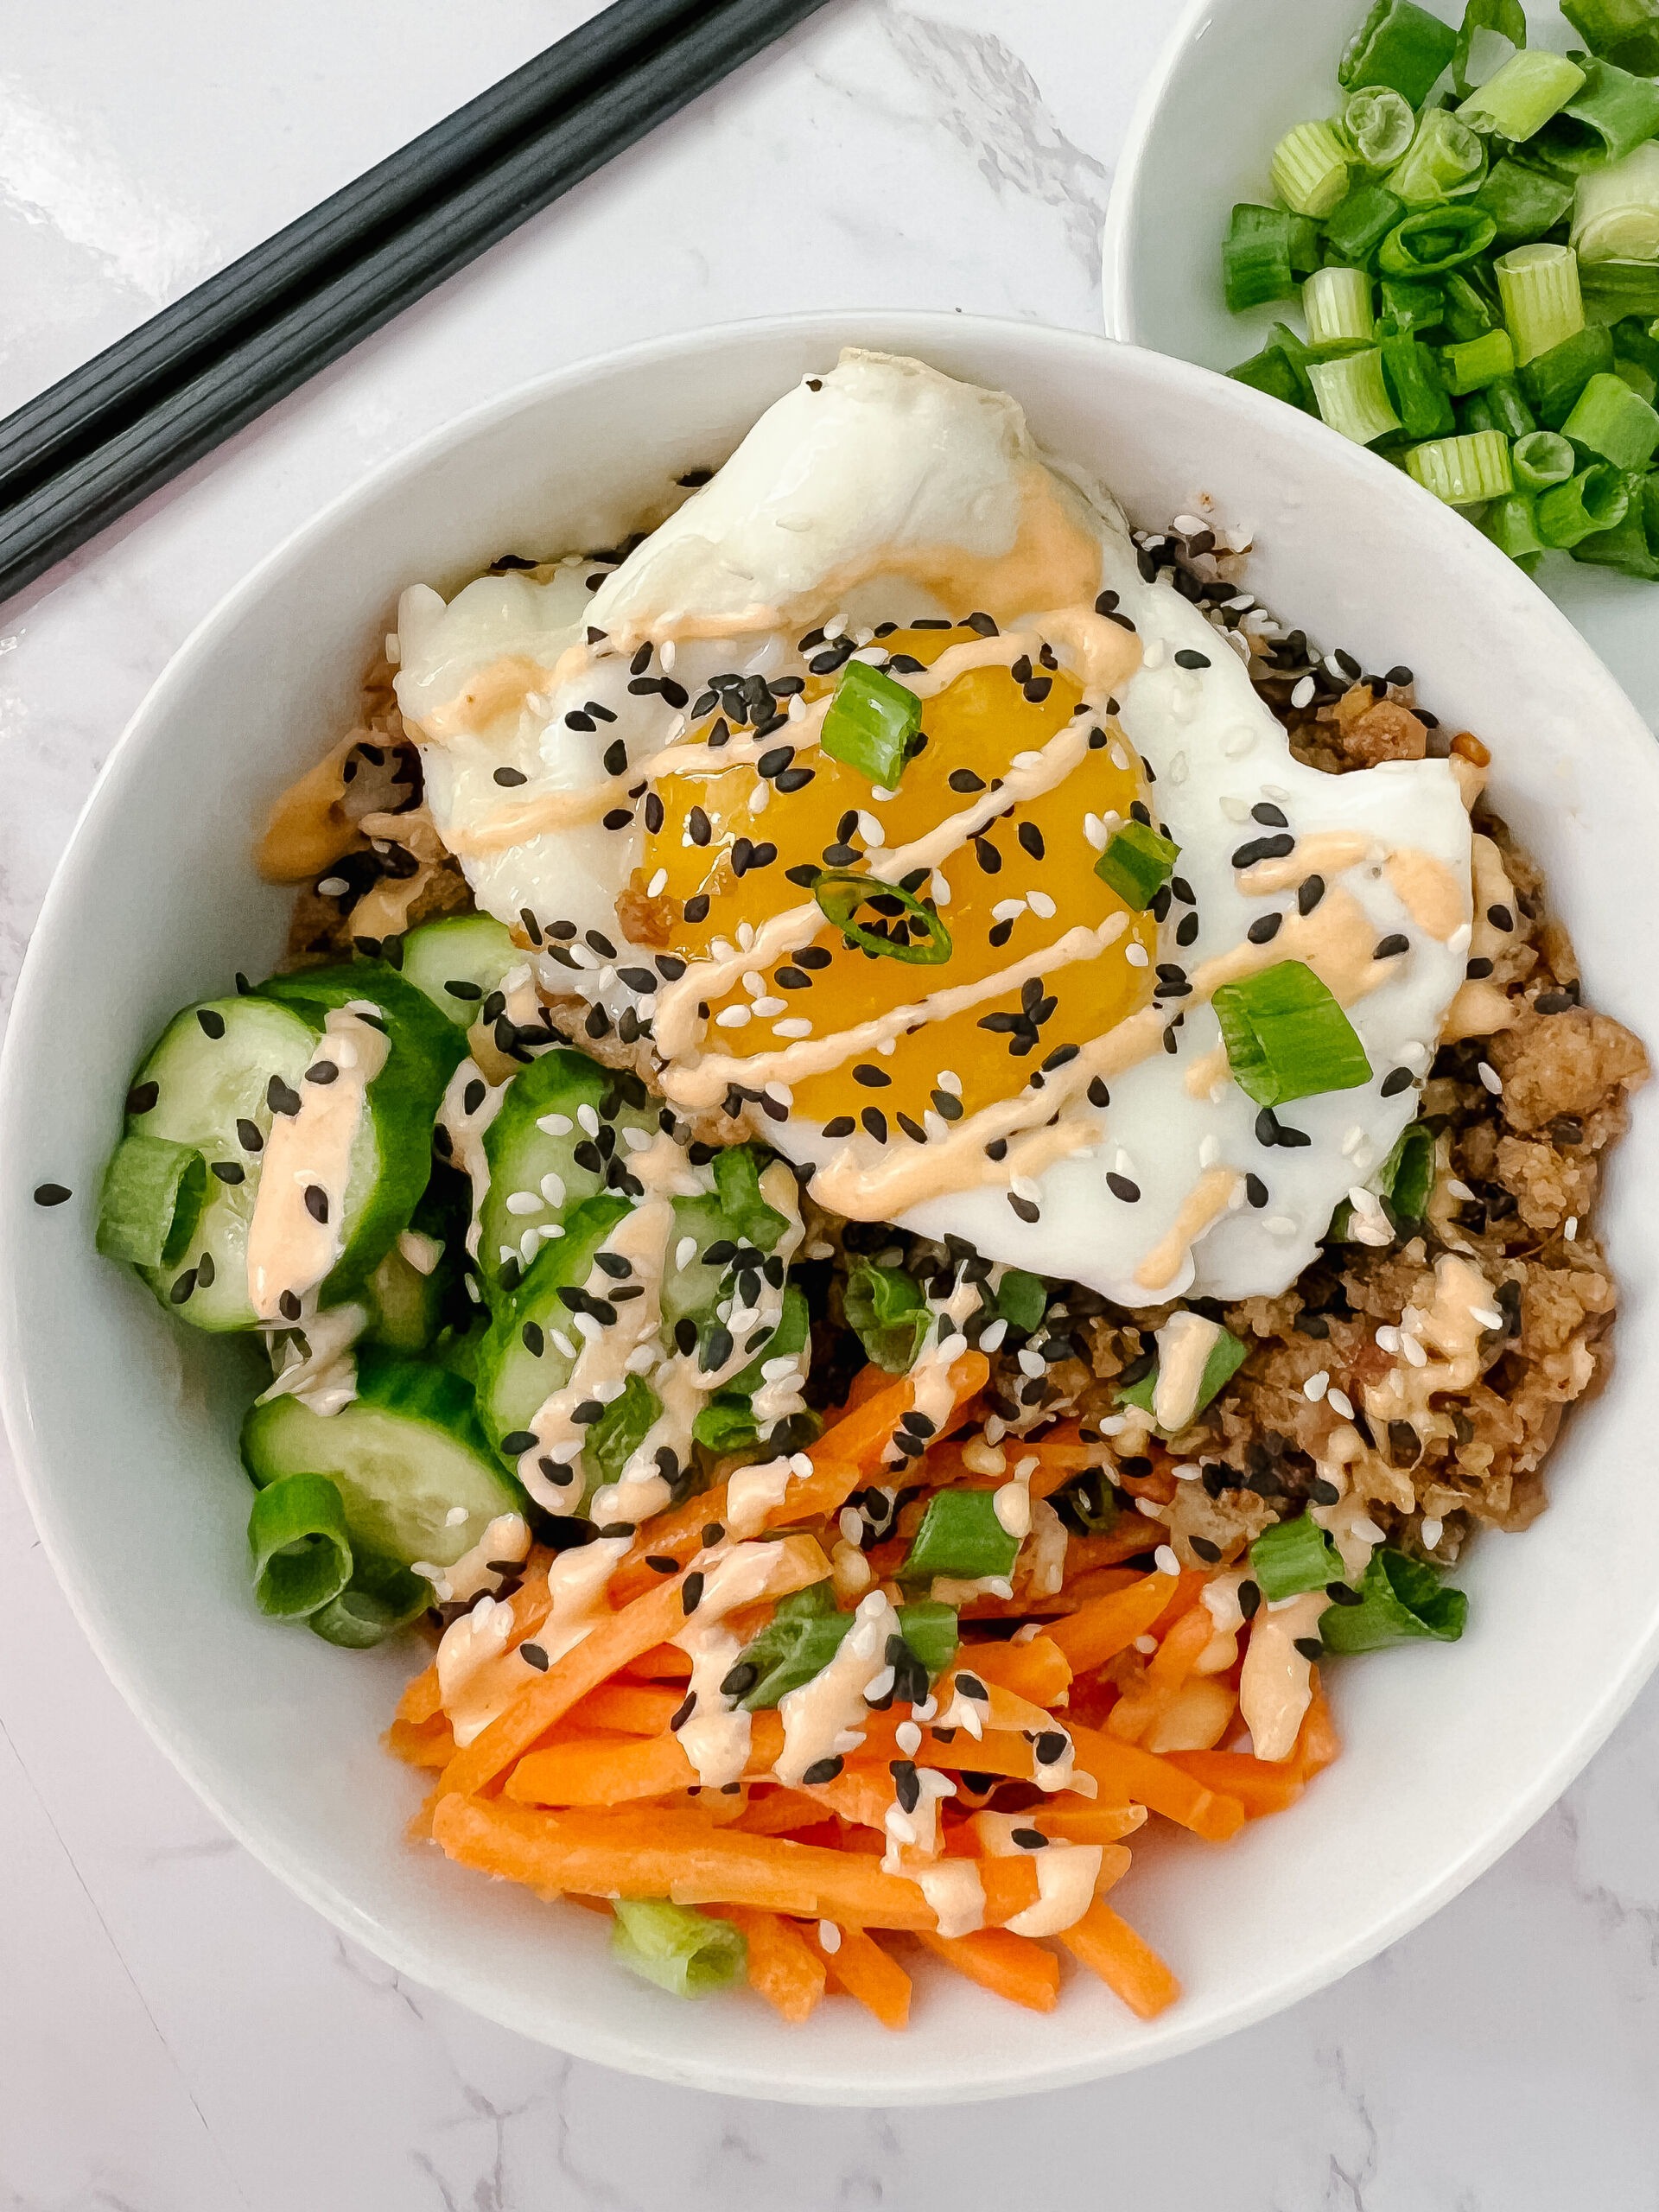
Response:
3,312,1656,2104
1101,0,1659,719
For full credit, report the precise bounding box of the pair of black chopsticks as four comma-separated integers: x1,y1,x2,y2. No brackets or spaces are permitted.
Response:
0,0,833,608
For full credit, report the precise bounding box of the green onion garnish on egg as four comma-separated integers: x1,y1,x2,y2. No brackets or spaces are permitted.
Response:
812,868,952,964
1094,819,1180,910
1212,960,1374,1109
820,658,924,787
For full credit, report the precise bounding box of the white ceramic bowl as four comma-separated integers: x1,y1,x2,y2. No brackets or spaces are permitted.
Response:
1101,0,1659,725
3,311,1656,2105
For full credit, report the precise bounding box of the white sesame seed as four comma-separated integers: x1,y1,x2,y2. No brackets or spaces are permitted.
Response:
993,898,1027,921
1478,1062,1503,1095
1304,1370,1330,1402
1017,1347,1046,1378
537,1223,564,1244
1291,676,1317,709
1267,1215,1298,1235
1327,1388,1355,1421
622,1126,651,1151
1448,1179,1477,1202
316,875,350,897
540,1171,566,1205
748,781,771,816
1565,1215,1579,1240
1028,890,1057,918
839,1508,864,1546
817,1922,842,1955
857,811,882,845
1400,1332,1428,1368
1376,1325,1402,1354
505,1190,543,1216
931,872,951,905
445,1505,469,1526
1421,1516,1444,1548
646,868,668,898
979,1317,1008,1352
519,1229,539,1262
715,1005,750,1028
1109,741,1133,772
1133,1634,1158,1655
773,1017,812,1039
1471,1306,1504,1330
896,1720,922,1756
1154,1544,1180,1575
576,1103,601,1136
1084,813,1108,850
675,1236,698,1272
752,995,787,1017
1125,942,1149,968
1198,1134,1219,1169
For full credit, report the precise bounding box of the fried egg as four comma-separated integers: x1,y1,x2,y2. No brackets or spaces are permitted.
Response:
394,351,1472,1306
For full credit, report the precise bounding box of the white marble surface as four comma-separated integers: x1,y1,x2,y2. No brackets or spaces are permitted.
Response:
4,3,1659,2204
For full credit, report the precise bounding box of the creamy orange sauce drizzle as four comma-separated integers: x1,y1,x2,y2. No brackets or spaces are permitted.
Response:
246,1008,386,1319
1385,848,1465,942
1135,1169,1243,1294
257,731,365,882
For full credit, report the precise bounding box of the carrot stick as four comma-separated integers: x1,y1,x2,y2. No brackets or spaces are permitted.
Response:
1147,1604,1216,1690
1034,1804,1147,1846
781,1355,988,1527
1048,1573,1177,1673
1293,1681,1341,1779
1057,1898,1180,2019
385,1714,456,1770
434,1799,941,1928
709,1905,826,2024
509,1711,789,1808
917,1928,1059,2013
1067,1721,1247,1842
733,1788,835,1835
621,1644,693,1682
962,1635,1072,1707
1161,1749,1305,1818
438,1536,824,1800
568,1681,686,1736
805,1923,912,2030
396,1664,443,1726
1149,1570,1210,1639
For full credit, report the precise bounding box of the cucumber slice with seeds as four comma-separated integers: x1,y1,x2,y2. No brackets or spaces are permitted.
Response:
241,1345,519,1573
474,1192,634,1461
402,913,519,1027
120,995,321,1329
477,1048,655,1300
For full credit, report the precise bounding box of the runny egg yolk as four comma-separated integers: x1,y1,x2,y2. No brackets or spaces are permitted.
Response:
641,625,1158,1135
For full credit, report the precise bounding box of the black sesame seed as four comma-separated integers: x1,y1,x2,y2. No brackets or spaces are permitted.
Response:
1245,1173,1268,1206
1033,1731,1068,1766
861,1107,889,1143
196,1007,226,1039
1105,1172,1141,1202
823,1116,855,1138
126,1080,160,1115
1008,1192,1040,1223
1294,1637,1325,1662
802,1756,844,1785
1381,1066,1414,1096
1018,822,1045,861
1088,1077,1110,1109
1173,648,1211,670
266,1077,301,1117
211,1160,245,1185
973,838,1001,874
853,1063,891,1088
1232,833,1295,868
1487,903,1515,933
33,1182,72,1207
1297,875,1326,916
1373,934,1409,960
1246,912,1282,944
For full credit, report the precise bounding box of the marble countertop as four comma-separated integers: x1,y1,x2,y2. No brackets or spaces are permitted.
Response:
4,4,1659,2204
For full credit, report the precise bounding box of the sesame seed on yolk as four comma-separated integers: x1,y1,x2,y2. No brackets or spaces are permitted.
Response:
640,625,1157,1132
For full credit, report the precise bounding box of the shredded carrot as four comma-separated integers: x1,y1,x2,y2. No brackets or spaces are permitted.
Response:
962,1634,1072,1706
396,1664,443,1726
917,1928,1059,2013
568,1681,685,1736
621,1644,693,1682
385,1713,456,1770
1068,1722,1247,1842
1149,1570,1210,1640
804,1923,912,2030
1057,1898,1181,2019
1147,1604,1216,1690
1293,1681,1341,1778
1048,1572,1176,1673
1161,1749,1305,1818
733,1788,835,1836
709,1905,826,2023
1035,1804,1148,1847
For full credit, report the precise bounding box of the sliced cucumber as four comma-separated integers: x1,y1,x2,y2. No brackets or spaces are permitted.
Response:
474,1193,634,1452
241,1345,519,1572
358,1242,446,1352
120,994,321,1329
257,959,467,1301
662,1145,792,1332
401,913,519,1027
477,1048,654,1300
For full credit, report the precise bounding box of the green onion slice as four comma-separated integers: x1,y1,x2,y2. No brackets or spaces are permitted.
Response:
900,1488,1020,1586
1378,1121,1436,1219
1341,0,1459,106
1458,49,1585,140
248,1473,353,1620
1319,1547,1468,1653
1472,157,1575,249
1441,270,1496,344
1562,369,1659,472
733,1584,957,1707
1378,206,1498,279
812,869,952,965
1249,1510,1345,1604
995,1267,1048,1333
1563,0,1659,73
1379,277,1447,336
1343,86,1416,169
610,1897,747,1999
1116,1325,1249,1429
1482,493,1547,569
95,1132,207,1269
1305,266,1376,349
1571,483,1659,579
1223,204,1300,314
1271,120,1352,219
310,1553,432,1649
1518,324,1615,429
1325,181,1407,267
1512,429,1577,491
1094,819,1179,910
1310,347,1402,444
588,1372,662,1489
1451,0,1527,99
694,1284,811,1453
1536,461,1631,548
821,659,923,787
1386,107,1487,208
1212,960,1374,1109
1496,243,1585,368
1382,337,1457,442
1406,428,1515,505
1573,144,1659,270
844,1258,930,1375
1441,327,1515,395
1538,56,1659,173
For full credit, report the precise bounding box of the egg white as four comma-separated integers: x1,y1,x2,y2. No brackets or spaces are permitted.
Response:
395,350,1471,1307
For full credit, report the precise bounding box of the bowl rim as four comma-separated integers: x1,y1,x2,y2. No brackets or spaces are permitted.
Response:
4,306,1658,2102
1100,0,1215,344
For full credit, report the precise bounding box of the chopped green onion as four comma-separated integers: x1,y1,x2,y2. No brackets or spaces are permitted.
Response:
1472,156,1576,247
1094,819,1180,909
1249,1511,1345,1604
694,1284,811,1453
610,1898,747,1999
1230,347,1306,405
1211,959,1374,1109
901,1488,1020,1586
711,1144,789,1255
821,658,923,786
1271,120,1352,218
1457,49,1586,140
1049,1468,1120,1538
1535,461,1632,545
995,1267,1048,1333
309,1554,432,1649
730,1592,964,1710
1406,428,1515,503
1562,369,1659,470
1287,215,1326,276
1611,316,1659,383
1116,1325,1249,1428
1377,1120,1437,1219
1441,270,1497,343
844,1257,929,1375
248,1473,353,1620
1563,0,1659,73
1319,1547,1467,1653
1519,324,1616,425
1325,182,1408,266
1484,375,1538,439
1440,327,1515,393
1264,321,1320,403
1581,261,1659,321
95,1132,207,1268
1482,492,1548,567
1450,0,1527,99
1341,0,1459,105
1221,205,1300,314
1382,336,1459,438
1512,428,1578,490
1572,474,1659,575
1379,276,1447,334
1308,346,1402,442
813,869,952,965
1496,243,1584,366
1386,107,1487,208
1378,206,1498,278
1536,57,1659,173
1616,355,1659,405
587,1373,662,1491
1343,86,1417,169
1305,265,1376,347
1573,144,1659,268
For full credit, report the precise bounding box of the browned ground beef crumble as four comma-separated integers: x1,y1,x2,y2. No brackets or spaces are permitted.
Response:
283,545,1647,1586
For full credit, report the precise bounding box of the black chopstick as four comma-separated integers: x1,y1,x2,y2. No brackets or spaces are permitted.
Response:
0,0,721,512
0,0,833,608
